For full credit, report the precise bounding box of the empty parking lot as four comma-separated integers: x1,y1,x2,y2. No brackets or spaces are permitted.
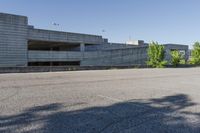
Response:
1,68,200,133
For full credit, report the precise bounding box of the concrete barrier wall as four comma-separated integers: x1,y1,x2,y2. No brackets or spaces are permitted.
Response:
28,28,105,44
28,51,83,62
85,43,137,51
0,65,150,73
0,64,197,74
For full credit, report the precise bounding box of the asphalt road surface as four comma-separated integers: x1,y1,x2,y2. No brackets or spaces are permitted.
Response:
1,68,200,133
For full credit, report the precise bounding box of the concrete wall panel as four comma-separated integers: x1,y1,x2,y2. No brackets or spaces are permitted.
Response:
0,13,28,67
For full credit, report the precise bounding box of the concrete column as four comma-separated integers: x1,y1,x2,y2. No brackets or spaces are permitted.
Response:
164,49,171,61
80,43,85,52
185,49,189,61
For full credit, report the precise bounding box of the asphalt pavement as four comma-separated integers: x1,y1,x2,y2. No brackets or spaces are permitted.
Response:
1,68,200,133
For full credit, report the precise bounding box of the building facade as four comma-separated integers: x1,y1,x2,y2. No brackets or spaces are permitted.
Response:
0,13,189,67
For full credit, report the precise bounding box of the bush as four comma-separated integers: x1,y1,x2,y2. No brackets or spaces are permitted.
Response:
147,42,168,68
180,59,186,65
190,42,200,65
170,50,184,67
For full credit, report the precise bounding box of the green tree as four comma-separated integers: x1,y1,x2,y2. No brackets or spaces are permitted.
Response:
190,42,200,65
147,42,167,68
170,50,183,67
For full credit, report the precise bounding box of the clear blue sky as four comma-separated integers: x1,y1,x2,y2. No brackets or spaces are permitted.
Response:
1,0,200,47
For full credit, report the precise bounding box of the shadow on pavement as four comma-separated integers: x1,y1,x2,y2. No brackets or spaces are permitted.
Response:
1,94,200,133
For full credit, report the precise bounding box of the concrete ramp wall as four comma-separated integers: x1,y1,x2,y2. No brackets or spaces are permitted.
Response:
81,46,148,66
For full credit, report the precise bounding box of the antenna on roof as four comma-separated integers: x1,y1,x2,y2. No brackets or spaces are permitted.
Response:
102,29,106,33
52,22,59,26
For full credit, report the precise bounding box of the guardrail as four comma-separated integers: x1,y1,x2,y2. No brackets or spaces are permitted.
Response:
28,51,83,62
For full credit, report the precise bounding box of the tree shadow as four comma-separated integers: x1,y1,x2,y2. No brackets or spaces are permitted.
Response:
1,94,200,133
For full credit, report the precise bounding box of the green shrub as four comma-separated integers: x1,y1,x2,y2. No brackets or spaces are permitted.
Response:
180,59,186,65
190,42,200,65
170,50,184,67
147,42,168,68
